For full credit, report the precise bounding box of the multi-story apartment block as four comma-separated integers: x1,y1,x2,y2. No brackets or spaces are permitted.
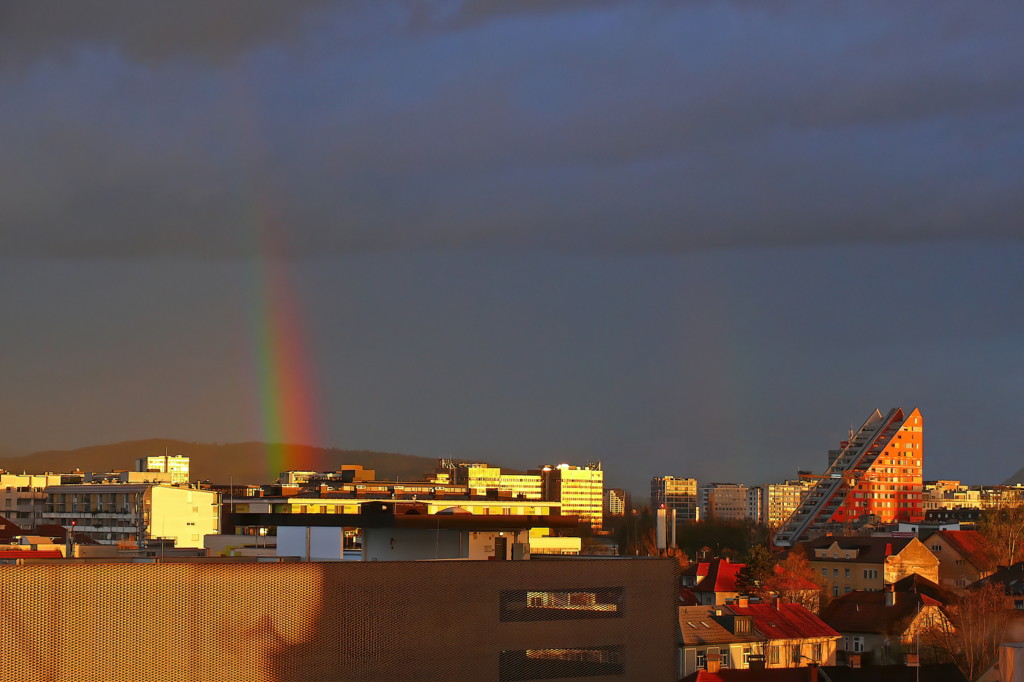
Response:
774,407,924,546
651,476,698,521
42,483,219,548
699,483,759,523
604,488,627,517
535,463,604,530
0,473,64,530
761,480,812,529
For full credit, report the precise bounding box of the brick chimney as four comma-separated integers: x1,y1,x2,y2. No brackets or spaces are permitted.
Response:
737,596,749,608
706,652,721,673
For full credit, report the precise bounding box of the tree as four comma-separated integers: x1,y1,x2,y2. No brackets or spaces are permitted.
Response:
926,582,1010,680
978,502,1024,570
736,545,776,599
763,552,824,613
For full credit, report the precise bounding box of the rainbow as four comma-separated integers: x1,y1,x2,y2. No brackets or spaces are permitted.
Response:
250,226,322,479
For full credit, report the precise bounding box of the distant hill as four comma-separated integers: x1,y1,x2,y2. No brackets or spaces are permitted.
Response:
0,439,447,486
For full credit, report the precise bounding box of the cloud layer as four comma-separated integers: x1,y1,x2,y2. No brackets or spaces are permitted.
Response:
2,2,1023,259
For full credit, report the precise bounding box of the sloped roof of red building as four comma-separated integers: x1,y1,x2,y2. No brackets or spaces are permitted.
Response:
726,602,840,640
929,530,989,569
694,559,743,593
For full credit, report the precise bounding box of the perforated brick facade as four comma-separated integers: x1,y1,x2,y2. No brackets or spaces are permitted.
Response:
0,558,677,682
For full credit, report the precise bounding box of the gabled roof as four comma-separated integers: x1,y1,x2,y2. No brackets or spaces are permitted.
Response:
694,559,743,593
726,602,840,641
819,590,945,635
795,536,919,564
888,573,955,604
679,606,764,646
926,530,989,569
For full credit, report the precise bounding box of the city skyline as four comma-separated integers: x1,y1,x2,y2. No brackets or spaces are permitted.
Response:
3,3,1024,497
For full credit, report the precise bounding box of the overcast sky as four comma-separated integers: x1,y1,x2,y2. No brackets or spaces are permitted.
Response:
2,1,1023,494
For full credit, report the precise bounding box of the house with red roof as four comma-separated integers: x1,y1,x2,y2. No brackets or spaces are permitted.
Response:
690,559,745,605
679,604,765,677
681,557,821,611
923,529,993,589
727,599,841,668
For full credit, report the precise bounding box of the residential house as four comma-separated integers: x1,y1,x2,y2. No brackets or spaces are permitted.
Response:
819,574,953,665
728,599,841,668
923,529,992,589
791,536,938,597
679,604,765,677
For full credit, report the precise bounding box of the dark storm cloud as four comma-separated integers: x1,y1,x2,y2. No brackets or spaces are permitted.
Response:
1,2,1023,260
0,1,333,68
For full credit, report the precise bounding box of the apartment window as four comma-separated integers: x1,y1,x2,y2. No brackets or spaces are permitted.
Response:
833,585,839,597
501,588,623,621
863,569,879,580
833,568,839,578
696,650,706,670
791,644,801,664
742,647,752,666
845,568,851,578
852,636,864,653
821,568,827,578
499,647,624,680
811,643,822,662
955,560,964,567
770,647,780,665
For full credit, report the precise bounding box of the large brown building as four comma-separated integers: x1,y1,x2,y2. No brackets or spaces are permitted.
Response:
0,557,678,682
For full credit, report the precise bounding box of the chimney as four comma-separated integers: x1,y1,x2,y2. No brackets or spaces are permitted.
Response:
848,653,861,669
807,663,819,682
737,596,749,608
706,652,721,673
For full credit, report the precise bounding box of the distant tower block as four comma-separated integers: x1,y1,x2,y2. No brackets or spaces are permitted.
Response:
136,454,190,485
773,407,923,547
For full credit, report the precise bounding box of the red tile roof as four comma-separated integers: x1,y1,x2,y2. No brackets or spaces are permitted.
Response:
931,530,989,568
694,559,743,593
727,602,840,640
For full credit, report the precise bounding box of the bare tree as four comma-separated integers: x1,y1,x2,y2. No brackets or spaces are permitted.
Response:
926,582,1010,680
978,500,1024,570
